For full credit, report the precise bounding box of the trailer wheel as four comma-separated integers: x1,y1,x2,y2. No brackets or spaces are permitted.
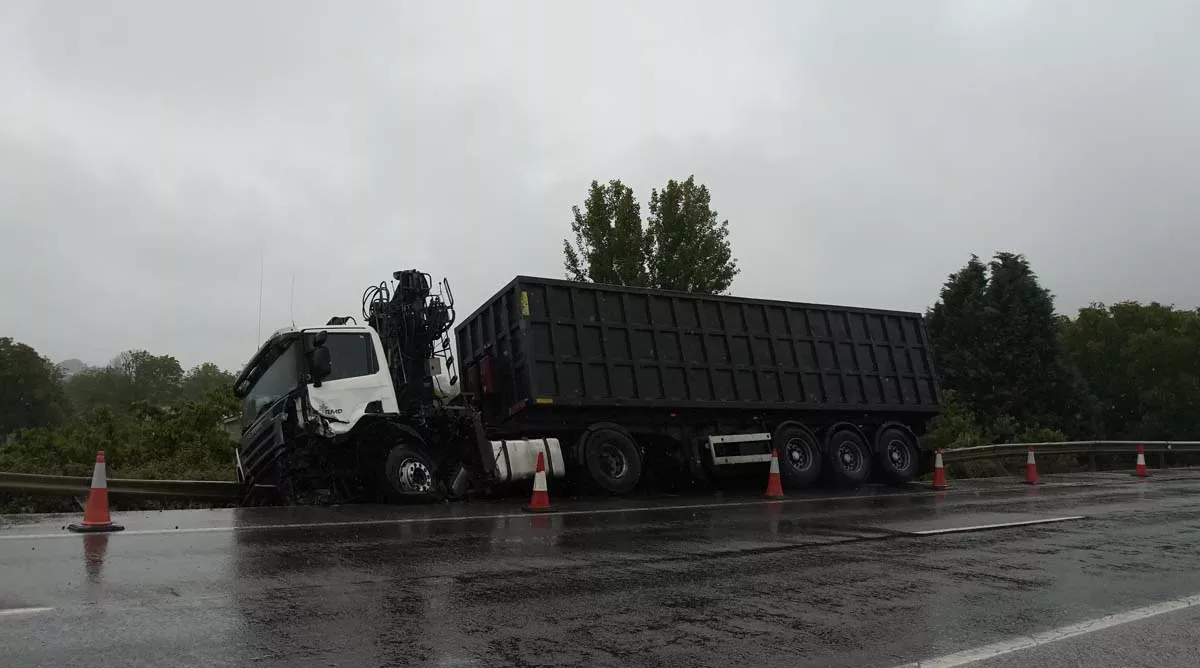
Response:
583,427,643,495
826,429,872,487
385,442,439,498
773,424,822,489
875,426,919,484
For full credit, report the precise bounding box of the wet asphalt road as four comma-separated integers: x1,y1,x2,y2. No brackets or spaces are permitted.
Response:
3,471,1200,668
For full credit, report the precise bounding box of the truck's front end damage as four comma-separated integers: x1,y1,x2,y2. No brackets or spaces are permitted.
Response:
231,317,500,505
233,328,372,504
231,269,567,506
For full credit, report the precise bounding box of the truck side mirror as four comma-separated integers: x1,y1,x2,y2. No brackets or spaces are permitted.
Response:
309,344,332,386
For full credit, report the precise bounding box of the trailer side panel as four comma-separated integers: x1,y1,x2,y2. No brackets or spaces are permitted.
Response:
456,277,941,425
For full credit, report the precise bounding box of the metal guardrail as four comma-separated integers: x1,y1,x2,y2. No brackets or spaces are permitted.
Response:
0,472,250,501
940,440,1200,463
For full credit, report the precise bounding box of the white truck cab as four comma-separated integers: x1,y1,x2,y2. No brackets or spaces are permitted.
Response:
235,325,398,437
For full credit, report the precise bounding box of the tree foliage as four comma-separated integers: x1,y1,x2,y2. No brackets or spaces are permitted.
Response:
646,176,739,293
182,363,237,402
926,256,989,413
563,179,649,286
0,337,68,435
563,175,738,294
1063,302,1200,440
928,253,1095,434
1,395,237,481
1,341,239,512
980,253,1095,431
61,351,224,414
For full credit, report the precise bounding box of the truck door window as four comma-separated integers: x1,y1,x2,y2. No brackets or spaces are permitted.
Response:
316,332,379,381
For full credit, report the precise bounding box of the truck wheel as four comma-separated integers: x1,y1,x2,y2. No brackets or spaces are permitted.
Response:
583,427,643,495
826,429,872,487
385,443,439,498
773,424,822,489
875,426,919,484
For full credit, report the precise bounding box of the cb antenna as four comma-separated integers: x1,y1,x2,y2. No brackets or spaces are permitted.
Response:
290,270,296,328
257,248,264,344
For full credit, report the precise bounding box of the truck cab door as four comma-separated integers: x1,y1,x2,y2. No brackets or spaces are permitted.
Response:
305,330,398,434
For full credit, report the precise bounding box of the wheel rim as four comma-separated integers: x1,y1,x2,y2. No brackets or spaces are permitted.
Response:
784,437,812,471
887,439,911,470
395,457,433,493
597,442,628,480
838,440,863,472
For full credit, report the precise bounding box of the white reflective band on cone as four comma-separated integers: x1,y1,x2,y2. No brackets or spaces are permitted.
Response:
90,462,107,489
935,451,944,468
1027,450,1036,465
531,470,547,492
769,454,780,474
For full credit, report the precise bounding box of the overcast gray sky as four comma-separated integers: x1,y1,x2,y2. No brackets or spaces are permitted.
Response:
2,1,1197,371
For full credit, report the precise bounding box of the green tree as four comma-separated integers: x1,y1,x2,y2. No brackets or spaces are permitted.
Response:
65,350,185,411
181,363,236,401
646,175,738,294
981,253,1090,430
1063,302,1200,439
0,337,68,435
1,342,243,511
64,367,122,412
926,255,990,414
114,350,184,404
927,252,1095,438
923,390,989,450
563,175,739,294
563,179,649,286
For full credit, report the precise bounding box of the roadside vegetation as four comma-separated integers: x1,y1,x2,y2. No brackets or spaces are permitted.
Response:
0,346,238,512
4,178,1200,511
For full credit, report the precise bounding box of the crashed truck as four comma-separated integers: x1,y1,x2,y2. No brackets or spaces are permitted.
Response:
232,270,942,504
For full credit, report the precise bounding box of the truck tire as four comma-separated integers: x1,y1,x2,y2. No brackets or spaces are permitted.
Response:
773,424,822,489
582,427,643,495
875,426,919,484
385,442,439,498
826,428,872,487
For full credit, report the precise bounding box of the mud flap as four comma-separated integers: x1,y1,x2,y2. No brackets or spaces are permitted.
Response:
684,436,713,488
472,411,496,476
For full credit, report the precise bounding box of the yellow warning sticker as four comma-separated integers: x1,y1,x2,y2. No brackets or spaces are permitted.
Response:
535,397,554,405
520,291,530,316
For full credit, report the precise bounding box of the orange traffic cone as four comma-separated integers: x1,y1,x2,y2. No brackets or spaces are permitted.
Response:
931,449,949,490
1023,447,1040,485
1132,444,1149,477
523,451,552,512
68,451,124,533
764,449,784,499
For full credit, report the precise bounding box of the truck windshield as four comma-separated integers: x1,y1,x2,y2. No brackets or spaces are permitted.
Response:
241,338,302,428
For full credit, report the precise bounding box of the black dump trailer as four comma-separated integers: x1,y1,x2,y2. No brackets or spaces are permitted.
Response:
456,276,942,492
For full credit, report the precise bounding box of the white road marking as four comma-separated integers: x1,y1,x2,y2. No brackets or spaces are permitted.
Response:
0,491,937,541
910,515,1086,535
892,592,1200,668
0,607,53,617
